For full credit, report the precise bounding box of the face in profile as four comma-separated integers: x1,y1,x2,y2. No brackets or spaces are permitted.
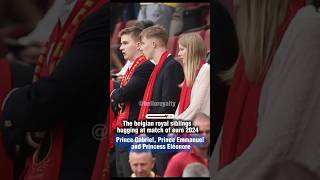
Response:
140,36,155,60
193,118,210,148
177,44,187,63
129,152,155,177
119,34,139,60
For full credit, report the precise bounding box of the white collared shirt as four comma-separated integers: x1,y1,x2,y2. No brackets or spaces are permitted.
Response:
116,60,132,76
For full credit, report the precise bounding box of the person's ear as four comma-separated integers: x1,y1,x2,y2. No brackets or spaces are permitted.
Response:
136,42,141,49
152,41,156,48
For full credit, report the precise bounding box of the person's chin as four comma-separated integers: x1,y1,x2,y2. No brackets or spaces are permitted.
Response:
142,53,148,58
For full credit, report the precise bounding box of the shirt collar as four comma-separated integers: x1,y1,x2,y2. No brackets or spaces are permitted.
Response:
131,171,156,177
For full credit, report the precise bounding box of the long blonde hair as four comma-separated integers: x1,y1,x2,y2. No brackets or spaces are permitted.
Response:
226,0,291,82
178,33,207,87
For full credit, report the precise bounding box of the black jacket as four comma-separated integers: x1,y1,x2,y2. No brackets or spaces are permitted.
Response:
3,3,108,180
149,55,184,115
10,61,34,88
111,60,155,121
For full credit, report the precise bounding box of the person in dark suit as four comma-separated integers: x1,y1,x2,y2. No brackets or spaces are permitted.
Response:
139,25,184,176
111,27,155,123
2,1,108,179
110,25,155,177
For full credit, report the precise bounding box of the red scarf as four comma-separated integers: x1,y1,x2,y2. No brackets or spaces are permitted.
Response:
21,1,108,180
116,55,148,127
178,60,206,115
219,0,306,169
0,59,14,180
138,51,170,120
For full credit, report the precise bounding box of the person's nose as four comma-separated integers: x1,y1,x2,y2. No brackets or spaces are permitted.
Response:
136,165,143,173
119,44,124,51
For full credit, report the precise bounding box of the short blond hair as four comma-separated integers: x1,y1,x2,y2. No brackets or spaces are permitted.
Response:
139,25,168,47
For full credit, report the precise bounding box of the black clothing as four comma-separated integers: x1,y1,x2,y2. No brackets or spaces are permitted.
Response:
111,60,154,177
149,55,184,177
149,55,184,115
3,4,108,180
111,61,155,121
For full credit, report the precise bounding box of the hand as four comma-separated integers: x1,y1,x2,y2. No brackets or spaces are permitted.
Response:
111,101,119,113
118,103,125,113
26,131,47,148
19,43,45,65
115,75,123,83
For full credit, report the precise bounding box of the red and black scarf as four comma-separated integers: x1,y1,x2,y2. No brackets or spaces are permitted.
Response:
138,51,170,120
116,55,148,127
219,0,306,169
21,1,108,180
